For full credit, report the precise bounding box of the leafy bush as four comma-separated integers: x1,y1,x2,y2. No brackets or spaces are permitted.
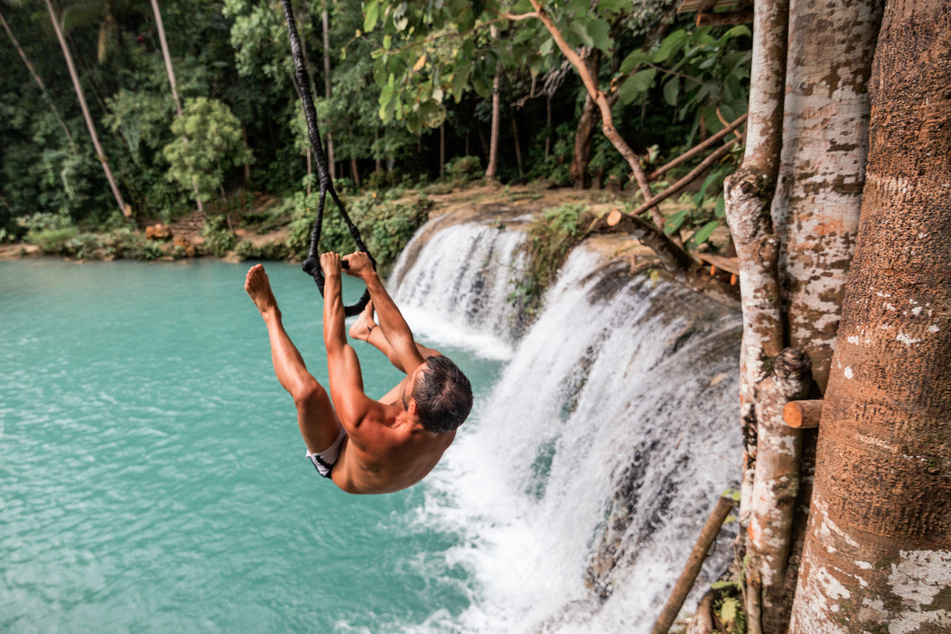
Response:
444,155,484,183
200,215,237,257
288,191,431,273
105,229,165,260
234,239,292,261
333,178,357,195
163,97,254,203
65,233,105,259
27,227,78,254
17,211,73,234
526,122,574,187
510,203,593,320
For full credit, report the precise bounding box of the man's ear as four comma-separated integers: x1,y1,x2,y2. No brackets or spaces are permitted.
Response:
407,398,417,415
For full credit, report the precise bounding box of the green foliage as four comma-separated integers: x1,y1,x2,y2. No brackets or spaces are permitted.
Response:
443,155,484,183
615,25,751,133
715,596,746,634
105,229,165,261
288,189,430,272
200,214,237,257
17,211,73,234
26,227,79,254
234,238,291,261
163,97,253,203
511,203,592,320
526,122,575,187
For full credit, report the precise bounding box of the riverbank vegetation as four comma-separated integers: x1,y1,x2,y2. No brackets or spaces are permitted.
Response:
1,0,748,273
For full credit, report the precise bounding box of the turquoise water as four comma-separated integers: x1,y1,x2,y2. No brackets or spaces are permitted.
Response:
0,259,503,633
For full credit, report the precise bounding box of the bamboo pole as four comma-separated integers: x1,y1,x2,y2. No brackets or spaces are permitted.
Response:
649,113,748,181
631,135,742,219
651,495,735,634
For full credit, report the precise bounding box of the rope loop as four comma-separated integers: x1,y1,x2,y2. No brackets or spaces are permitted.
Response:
281,0,375,317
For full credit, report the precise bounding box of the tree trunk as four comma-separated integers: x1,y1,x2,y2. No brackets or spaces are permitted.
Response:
1,9,75,147
570,94,598,188
321,8,335,179
789,1,951,630
149,0,203,212
511,114,523,180
544,95,551,161
773,0,882,392
485,39,501,182
44,0,128,218
569,49,602,188
759,1,883,630
439,122,445,176
721,0,789,629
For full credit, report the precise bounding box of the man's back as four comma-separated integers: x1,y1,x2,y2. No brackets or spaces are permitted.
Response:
332,402,456,493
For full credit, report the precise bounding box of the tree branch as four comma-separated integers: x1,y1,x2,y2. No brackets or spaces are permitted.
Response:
649,113,748,181
632,134,742,218
525,0,693,271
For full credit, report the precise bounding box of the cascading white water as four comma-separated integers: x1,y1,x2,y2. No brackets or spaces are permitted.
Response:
391,223,743,633
389,219,526,360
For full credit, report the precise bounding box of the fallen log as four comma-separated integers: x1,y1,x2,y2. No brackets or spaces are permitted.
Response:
651,495,735,634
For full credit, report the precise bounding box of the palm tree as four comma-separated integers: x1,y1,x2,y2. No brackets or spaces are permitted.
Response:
148,0,202,212
0,6,74,147
42,0,128,217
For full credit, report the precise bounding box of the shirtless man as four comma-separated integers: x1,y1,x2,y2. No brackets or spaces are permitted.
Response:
244,252,472,494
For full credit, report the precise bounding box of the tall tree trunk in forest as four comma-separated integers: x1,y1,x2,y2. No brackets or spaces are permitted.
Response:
43,0,128,218
569,49,601,188
511,115,523,179
789,1,951,630
721,0,789,629
544,95,551,160
321,7,335,179
774,0,882,393
439,122,445,176
1,9,75,147
375,130,382,172
149,0,203,212
758,1,882,630
570,94,598,188
485,28,502,183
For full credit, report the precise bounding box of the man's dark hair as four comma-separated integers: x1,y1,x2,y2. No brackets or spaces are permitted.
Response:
412,355,473,433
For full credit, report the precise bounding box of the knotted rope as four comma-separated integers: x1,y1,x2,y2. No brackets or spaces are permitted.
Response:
280,0,375,317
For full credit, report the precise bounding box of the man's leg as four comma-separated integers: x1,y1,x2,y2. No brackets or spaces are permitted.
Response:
349,300,438,373
245,264,341,453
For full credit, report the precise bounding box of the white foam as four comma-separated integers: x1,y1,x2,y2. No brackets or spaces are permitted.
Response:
393,231,743,632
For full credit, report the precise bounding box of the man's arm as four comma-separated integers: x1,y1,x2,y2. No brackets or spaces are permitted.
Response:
344,252,425,376
321,253,373,430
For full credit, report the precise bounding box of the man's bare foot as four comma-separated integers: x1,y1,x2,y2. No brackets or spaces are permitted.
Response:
245,264,278,317
348,300,377,341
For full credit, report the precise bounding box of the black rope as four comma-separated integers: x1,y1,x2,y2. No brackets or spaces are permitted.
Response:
280,0,375,317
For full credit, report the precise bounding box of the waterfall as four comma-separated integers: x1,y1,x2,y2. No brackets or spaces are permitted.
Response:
389,218,526,360
392,222,743,633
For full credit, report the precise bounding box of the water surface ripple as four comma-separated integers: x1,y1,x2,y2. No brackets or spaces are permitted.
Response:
1,259,501,633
